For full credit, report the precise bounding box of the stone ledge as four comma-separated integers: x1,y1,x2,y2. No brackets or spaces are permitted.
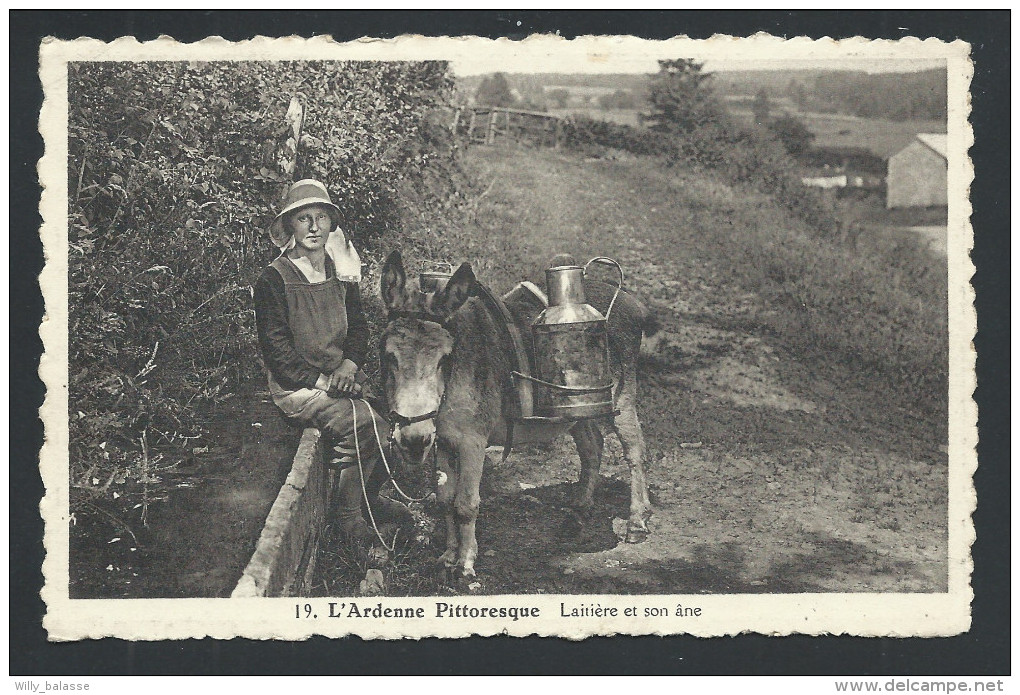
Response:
231,428,332,598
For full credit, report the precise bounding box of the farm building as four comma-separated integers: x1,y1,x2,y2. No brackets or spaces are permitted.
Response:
886,133,948,209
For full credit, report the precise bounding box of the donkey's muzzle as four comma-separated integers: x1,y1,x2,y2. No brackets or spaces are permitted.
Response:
396,430,434,468
388,409,437,468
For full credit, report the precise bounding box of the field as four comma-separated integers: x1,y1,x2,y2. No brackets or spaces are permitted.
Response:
547,107,643,127
729,108,946,159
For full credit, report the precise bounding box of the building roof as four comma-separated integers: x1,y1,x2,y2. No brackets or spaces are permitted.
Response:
915,133,948,159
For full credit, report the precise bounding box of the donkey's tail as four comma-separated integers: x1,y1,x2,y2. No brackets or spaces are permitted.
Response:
641,306,661,339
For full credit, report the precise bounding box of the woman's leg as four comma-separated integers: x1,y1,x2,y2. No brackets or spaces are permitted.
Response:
309,396,409,538
274,389,399,540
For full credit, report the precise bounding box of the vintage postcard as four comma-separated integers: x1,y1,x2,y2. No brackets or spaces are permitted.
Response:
38,34,974,640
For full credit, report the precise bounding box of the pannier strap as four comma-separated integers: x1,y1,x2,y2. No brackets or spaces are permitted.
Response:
471,283,535,462
511,371,613,394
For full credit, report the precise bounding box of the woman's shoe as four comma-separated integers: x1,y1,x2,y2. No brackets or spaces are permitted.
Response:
368,495,413,525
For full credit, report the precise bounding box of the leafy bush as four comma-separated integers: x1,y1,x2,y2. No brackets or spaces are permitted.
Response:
598,89,637,111
797,145,887,175
561,115,836,234
561,116,676,157
68,61,457,501
767,114,815,157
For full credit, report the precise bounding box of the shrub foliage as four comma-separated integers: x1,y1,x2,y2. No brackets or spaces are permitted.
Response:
68,60,456,499
562,115,836,233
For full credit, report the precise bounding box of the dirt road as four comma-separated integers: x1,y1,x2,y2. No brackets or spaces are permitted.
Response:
441,145,947,595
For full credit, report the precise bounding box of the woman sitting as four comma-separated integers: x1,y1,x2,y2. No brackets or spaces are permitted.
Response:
254,179,400,542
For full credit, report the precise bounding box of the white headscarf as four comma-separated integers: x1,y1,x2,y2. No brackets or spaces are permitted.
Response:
277,229,362,283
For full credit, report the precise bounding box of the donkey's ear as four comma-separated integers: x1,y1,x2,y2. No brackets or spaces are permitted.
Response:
432,262,475,319
380,250,409,311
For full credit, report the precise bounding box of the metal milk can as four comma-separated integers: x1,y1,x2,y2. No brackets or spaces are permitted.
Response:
419,261,453,293
531,257,623,419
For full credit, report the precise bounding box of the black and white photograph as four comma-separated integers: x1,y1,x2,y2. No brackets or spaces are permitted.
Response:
36,32,974,641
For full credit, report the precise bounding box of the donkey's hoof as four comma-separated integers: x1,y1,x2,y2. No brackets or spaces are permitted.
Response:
455,568,480,592
438,550,458,568
358,569,386,596
625,517,650,544
625,527,650,544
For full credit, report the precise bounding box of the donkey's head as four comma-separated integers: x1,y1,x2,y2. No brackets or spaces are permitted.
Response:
379,251,475,466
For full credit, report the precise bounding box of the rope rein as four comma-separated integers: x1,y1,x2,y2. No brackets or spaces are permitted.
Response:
346,397,434,551
368,405,433,504
350,399,397,551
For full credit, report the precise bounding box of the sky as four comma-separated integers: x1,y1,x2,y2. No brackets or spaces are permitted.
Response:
445,37,949,77
451,57,947,77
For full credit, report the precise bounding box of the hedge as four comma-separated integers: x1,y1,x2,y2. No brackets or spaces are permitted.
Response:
68,60,457,499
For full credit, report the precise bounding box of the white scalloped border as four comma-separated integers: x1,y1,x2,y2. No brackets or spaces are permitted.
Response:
37,33,975,641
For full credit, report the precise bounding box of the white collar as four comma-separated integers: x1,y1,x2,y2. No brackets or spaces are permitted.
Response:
277,231,362,282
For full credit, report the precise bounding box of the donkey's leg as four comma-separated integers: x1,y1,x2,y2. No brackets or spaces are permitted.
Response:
570,420,604,508
452,435,487,578
435,443,459,568
610,369,652,542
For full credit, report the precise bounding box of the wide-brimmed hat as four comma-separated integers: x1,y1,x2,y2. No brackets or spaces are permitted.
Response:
268,179,342,248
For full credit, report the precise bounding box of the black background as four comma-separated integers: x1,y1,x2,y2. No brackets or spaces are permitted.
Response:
10,10,1009,675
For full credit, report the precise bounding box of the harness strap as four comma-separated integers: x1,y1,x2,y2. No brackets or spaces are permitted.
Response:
511,370,613,394
387,409,440,429
386,309,449,326
472,283,535,461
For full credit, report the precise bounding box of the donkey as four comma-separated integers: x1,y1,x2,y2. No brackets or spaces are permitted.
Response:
379,250,652,578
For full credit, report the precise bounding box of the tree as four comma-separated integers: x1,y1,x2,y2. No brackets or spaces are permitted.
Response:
599,89,636,110
475,72,515,107
752,88,771,126
787,78,808,111
517,83,547,112
767,114,816,157
547,88,571,109
643,59,722,134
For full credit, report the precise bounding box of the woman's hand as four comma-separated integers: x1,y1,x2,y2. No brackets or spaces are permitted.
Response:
328,359,361,396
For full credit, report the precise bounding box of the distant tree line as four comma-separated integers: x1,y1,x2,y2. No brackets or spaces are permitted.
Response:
473,73,640,113
805,69,947,121
466,68,946,123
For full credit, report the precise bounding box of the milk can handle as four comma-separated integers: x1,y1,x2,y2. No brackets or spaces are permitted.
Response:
583,257,624,321
421,260,454,275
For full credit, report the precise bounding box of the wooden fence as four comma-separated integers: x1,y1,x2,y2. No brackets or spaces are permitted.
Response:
452,106,564,148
